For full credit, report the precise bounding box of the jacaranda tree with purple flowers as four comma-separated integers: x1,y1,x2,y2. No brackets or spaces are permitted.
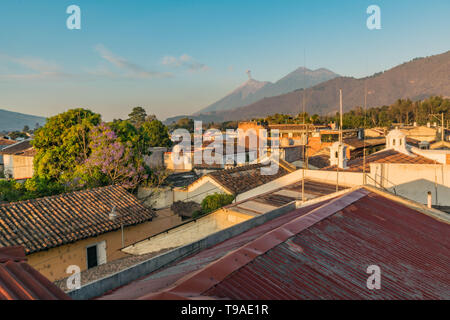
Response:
85,123,148,189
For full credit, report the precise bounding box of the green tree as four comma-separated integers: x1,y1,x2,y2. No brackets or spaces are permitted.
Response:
128,107,147,128
171,118,194,132
32,108,101,183
8,131,28,140
141,119,172,148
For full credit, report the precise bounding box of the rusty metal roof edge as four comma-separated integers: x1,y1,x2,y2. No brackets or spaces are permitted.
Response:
139,189,370,299
362,185,450,224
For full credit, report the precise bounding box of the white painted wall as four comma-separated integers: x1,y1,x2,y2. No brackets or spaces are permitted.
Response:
173,178,229,203
138,187,174,209
368,163,450,206
410,147,450,164
3,155,13,178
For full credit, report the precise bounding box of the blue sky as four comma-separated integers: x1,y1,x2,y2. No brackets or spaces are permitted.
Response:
0,0,449,121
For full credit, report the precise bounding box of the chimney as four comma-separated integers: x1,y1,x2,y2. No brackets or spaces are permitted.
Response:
427,191,432,209
330,142,348,169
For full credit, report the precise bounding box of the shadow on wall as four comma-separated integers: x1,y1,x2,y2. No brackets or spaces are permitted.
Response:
387,178,450,207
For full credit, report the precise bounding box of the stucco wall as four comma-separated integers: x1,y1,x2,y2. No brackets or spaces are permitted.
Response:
26,213,182,281
410,147,450,164
368,163,450,206
173,179,228,203
122,209,252,255
3,155,33,179
138,187,173,209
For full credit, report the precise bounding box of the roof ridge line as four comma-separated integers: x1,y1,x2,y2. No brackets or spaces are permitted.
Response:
142,188,369,299
0,184,124,207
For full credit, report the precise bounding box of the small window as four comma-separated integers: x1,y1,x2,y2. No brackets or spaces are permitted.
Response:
86,246,98,269
86,241,106,269
399,139,402,146
335,151,338,158
393,139,396,146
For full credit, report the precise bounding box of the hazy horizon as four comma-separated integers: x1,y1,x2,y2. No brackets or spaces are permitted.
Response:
1,0,450,121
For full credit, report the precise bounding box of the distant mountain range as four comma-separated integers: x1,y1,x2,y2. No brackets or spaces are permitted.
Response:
165,50,450,123
0,109,46,133
194,67,339,114
165,67,339,123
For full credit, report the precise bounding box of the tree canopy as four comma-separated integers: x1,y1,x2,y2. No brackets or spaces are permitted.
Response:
252,96,450,129
32,108,101,182
128,106,147,128
141,119,172,148
2,107,175,203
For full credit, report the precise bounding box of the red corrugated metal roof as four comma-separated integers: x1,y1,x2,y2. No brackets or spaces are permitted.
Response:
0,246,71,300
98,199,333,300
99,188,450,300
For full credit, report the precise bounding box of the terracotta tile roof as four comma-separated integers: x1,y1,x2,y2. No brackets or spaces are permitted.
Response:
0,246,71,300
202,140,255,152
99,188,450,300
193,160,223,170
324,149,437,172
308,155,330,168
0,138,17,147
207,161,293,195
0,185,155,254
406,137,422,148
268,124,327,131
0,140,35,156
343,137,385,149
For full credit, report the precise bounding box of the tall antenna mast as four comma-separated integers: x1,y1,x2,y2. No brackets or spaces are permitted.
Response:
363,79,367,184
336,89,343,192
339,89,343,144
301,49,306,203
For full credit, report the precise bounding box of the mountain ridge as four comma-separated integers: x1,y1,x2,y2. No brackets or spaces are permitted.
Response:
0,109,47,133
168,50,450,123
193,67,339,115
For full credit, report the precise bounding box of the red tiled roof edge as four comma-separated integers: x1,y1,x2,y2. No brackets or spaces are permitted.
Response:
0,185,155,254
0,246,26,263
0,246,71,300
140,188,370,300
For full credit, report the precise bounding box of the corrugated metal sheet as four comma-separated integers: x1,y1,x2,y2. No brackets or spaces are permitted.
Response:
99,189,450,300
0,246,71,300
98,199,332,300
203,192,450,300
227,179,348,215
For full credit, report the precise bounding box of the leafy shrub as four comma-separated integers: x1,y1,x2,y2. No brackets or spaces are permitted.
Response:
201,193,235,214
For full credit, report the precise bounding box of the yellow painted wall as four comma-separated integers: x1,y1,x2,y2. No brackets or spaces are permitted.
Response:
11,155,33,179
26,213,182,281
